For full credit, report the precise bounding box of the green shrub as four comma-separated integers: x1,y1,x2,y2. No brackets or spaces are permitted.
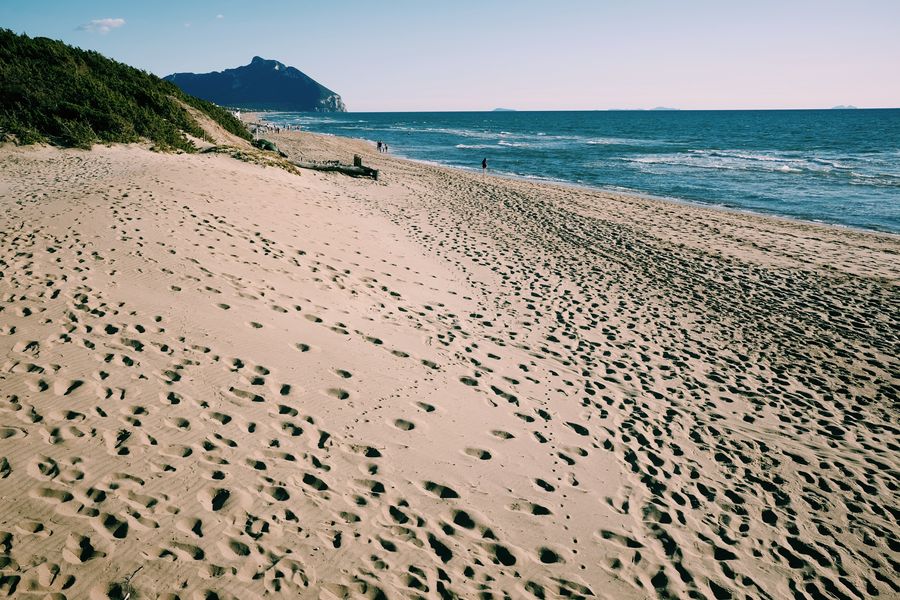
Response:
15,127,45,145
253,139,278,152
55,118,95,149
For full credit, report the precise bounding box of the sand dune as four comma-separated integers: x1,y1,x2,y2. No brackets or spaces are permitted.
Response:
0,137,897,599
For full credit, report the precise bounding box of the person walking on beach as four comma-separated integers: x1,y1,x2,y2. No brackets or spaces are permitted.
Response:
377,141,382,153
482,157,488,176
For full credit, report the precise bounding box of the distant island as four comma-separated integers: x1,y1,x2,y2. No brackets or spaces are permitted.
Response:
165,56,346,112
492,108,517,112
831,105,858,110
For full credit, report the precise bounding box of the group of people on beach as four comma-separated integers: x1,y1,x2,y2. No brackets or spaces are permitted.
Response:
250,123,299,136
376,141,389,153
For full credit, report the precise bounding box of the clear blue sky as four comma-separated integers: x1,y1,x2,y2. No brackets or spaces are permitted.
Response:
3,0,898,111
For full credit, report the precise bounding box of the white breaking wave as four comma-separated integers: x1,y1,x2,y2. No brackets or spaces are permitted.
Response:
622,149,900,186
585,137,656,146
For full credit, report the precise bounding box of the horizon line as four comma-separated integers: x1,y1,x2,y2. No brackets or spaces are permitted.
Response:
278,106,900,114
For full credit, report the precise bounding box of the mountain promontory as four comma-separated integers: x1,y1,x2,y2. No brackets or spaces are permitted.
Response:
164,57,347,112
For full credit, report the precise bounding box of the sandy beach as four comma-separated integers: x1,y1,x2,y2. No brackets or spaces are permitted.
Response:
0,132,897,599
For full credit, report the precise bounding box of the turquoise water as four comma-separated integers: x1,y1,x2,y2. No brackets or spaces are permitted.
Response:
265,109,900,233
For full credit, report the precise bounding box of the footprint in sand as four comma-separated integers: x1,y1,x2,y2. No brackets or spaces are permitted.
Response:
326,388,350,400
464,447,492,460
52,379,84,396
175,517,204,538
197,487,234,512
537,546,565,564
219,537,252,559
508,501,552,516
94,512,129,539
62,533,104,563
423,481,459,499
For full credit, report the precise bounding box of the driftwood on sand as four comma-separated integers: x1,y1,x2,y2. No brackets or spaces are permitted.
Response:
291,154,379,180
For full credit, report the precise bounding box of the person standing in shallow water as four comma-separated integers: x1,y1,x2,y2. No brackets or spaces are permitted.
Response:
482,157,488,176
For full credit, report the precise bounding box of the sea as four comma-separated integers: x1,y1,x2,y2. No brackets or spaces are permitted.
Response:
264,109,900,234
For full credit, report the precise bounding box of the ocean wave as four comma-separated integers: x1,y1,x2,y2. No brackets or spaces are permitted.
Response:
455,141,533,149
688,150,860,172
585,137,657,146
380,126,596,145
494,170,573,185
847,172,900,187
418,127,498,139
623,150,900,186
279,115,340,125
303,120,664,149
625,154,803,174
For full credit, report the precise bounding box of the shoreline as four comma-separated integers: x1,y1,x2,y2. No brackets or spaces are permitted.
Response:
263,128,900,282
248,110,900,238
376,147,900,239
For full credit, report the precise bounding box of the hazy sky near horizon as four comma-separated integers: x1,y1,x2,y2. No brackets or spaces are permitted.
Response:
3,0,899,111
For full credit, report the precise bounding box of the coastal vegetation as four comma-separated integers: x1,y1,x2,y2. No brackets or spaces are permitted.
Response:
0,29,250,150
201,144,300,175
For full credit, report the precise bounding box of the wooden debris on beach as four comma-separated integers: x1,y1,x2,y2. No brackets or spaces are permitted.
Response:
291,154,379,180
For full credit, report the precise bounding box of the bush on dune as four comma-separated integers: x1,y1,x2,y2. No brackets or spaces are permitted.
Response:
0,29,251,151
